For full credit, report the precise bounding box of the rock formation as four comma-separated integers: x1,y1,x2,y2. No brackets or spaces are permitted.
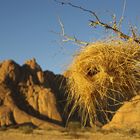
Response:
0,58,66,129
103,95,140,130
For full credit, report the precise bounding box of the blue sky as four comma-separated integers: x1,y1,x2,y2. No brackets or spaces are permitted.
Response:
0,0,140,74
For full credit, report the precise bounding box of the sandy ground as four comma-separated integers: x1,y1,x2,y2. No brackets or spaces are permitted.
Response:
0,127,140,140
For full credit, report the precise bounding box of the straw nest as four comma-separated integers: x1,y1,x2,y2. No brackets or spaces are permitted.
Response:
66,39,140,126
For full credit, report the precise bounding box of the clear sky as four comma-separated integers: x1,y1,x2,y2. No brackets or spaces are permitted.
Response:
0,0,140,74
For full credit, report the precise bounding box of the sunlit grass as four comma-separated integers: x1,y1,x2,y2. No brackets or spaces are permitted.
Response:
66,39,140,126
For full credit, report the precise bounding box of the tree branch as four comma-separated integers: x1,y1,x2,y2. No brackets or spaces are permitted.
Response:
58,17,89,46
53,17,89,46
54,0,140,44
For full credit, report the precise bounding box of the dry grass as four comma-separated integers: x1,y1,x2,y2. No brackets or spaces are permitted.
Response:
66,39,140,126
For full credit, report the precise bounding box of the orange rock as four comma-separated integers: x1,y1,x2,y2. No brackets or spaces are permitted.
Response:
103,95,140,130
0,60,20,83
0,106,13,126
0,59,65,128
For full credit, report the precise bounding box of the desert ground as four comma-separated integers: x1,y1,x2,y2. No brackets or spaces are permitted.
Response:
0,125,140,140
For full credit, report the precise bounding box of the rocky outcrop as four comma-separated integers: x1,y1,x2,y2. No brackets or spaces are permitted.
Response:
103,95,140,130
0,60,20,84
0,106,13,126
0,58,66,129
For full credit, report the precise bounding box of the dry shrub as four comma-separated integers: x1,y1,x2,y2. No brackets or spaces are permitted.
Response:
66,39,140,126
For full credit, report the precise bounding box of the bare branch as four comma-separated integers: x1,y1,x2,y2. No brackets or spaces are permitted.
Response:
118,0,127,28
54,0,140,44
58,17,89,46
130,25,137,39
89,20,130,40
58,17,65,36
112,14,117,30
54,0,100,22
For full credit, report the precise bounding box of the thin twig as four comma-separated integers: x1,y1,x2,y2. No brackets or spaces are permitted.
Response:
54,0,100,22
118,0,127,28
58,17,89,46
